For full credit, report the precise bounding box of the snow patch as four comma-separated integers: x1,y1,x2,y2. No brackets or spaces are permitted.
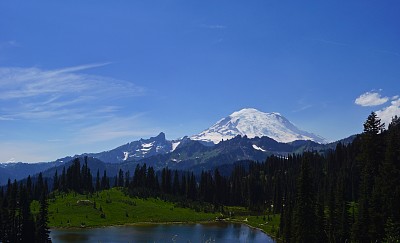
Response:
171,158,181,163
171,141,181,152
141,142,154,148
252,144,266,152
123,152,129,161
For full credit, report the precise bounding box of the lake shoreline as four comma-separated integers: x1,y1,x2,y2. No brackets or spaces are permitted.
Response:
50,219,277,240
50,221,275,242
225,219,280,242
50,219,217,230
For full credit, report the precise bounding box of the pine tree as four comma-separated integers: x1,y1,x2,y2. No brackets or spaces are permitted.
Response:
53,170,59,191
293,156,317,243
172,170,180,196
124,171,130,188
35,192,51,242
118,169,124,187
19,184,35,243
35,173,44,200
353,112,385,241
95,169,101,191
60,167,67,192
7,180,19,242
101,170,109,190
146,167,157,191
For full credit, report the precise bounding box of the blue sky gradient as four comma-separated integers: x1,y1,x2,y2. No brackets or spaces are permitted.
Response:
1,1,399,162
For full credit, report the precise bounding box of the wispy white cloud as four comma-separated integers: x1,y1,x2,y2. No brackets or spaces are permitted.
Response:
47,139,64,143
200,24,227,29
376,98,400,126
292,97,313,112
0,64,145,121
0,116,14,121
292,104,313,113
355,91,389,107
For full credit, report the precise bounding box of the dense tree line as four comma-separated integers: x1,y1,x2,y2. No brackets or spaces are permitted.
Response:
0,173,51,242
278,113,400,242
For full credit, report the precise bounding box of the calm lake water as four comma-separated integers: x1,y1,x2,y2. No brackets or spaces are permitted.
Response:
50,223,275,243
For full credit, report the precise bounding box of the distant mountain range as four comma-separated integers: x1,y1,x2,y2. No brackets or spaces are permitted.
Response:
0,108,354,185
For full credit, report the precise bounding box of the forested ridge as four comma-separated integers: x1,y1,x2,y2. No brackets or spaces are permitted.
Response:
1,112,399,242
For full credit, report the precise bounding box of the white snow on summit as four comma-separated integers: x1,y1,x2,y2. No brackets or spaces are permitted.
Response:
191,108,327,144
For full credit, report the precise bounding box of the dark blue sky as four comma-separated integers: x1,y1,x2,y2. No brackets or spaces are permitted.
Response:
1,1,399,162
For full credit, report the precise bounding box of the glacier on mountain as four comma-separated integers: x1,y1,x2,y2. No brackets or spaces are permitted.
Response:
191,108,327,144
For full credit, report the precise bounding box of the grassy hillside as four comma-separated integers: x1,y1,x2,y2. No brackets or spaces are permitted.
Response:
31,188,280,239
32,188,217,228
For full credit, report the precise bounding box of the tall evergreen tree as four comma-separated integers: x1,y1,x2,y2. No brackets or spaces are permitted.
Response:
293,155,317,243
35,192,51,242
118,169,124,187
101,170,109,190
60,167,67,192
172,170,180,196
19,184,35,243
353,112,385,241
52,170,59,191
95,169,101,191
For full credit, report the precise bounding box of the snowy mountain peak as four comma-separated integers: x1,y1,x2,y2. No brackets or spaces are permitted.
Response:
191,108,327,144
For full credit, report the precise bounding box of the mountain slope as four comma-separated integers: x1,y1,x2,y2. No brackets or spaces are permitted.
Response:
131,135,330,172
59,132,174,164
191,108,327,144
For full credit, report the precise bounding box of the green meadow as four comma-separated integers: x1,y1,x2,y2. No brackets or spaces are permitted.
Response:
31,188,279,238
32,188,216,228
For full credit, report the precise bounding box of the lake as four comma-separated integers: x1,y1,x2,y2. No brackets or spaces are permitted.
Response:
50,222,275,242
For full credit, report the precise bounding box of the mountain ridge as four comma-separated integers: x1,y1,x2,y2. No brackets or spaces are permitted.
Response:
0,108,347,185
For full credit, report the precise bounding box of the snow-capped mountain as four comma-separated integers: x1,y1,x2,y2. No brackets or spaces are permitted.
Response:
191,108,327,144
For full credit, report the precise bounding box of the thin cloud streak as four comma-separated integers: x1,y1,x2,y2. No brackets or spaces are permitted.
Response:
292,104,313,113
0,64,146,121
200,24,227,29
51,62,112,74
0,63,143,100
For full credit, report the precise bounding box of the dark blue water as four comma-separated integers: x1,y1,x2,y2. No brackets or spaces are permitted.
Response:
50,222,275,242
